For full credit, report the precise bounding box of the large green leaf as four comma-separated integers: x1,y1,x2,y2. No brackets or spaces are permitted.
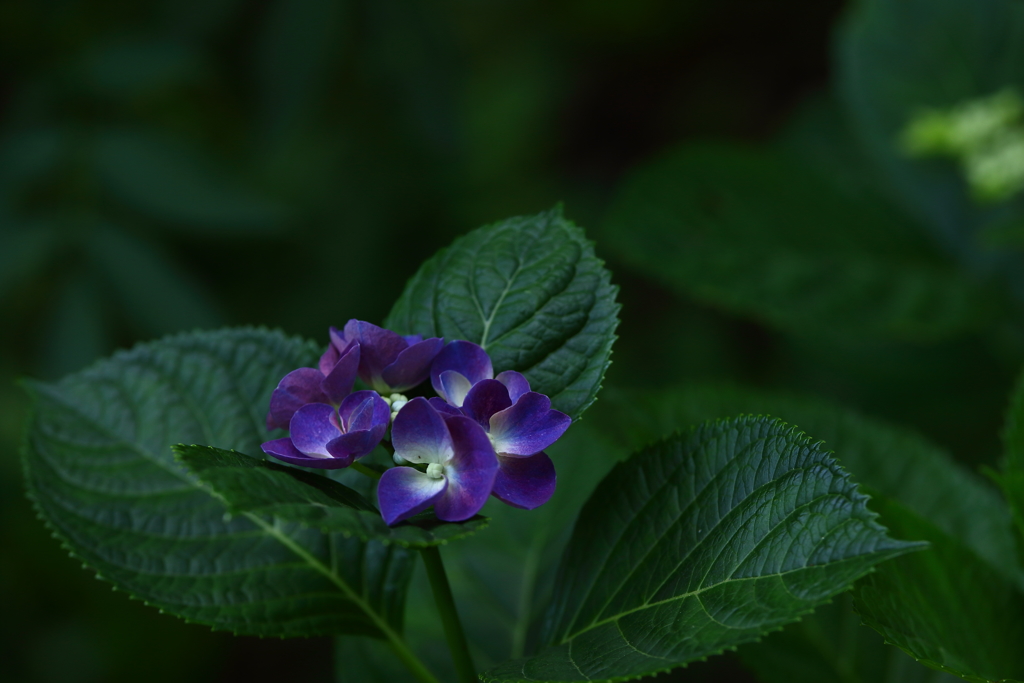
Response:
482,416,920,683
600,142,995,341
176,444,488,547
592,383,1018,579
385,206,620,421
22,328,416,639
588,383,1020,683
853,495,1024,683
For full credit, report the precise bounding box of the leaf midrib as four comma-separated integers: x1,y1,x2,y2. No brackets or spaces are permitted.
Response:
559,490,859,645
560,429,774,637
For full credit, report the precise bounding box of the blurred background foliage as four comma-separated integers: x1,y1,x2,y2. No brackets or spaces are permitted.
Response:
4,0,1024,681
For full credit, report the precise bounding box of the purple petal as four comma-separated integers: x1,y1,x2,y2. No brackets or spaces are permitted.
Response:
378,467,448,525
339,390,390,433
492,451,556,510
381,337,444,392
428,397,463,417
496,371,531,404
462,379,512,428
321,343,360,404
327,429,382,461
289,403,342,458
402,334,424,345
344,319,408,390
266,368,329,431
430,341,492,398
437,370,474,407
434,415,498,522
318,343,340,377
329,325,348,350
489,392,571,456
261,437,353,469
392,397,454,465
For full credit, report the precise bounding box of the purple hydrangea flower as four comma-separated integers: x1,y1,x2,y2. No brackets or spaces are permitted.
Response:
266,339,360,431
430,340,529,408
377,397,498,525
327,320,443,394
261,390,390,469
429,340,568,510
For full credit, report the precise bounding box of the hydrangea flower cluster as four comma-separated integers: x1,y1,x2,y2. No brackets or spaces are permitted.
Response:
261,321,570,525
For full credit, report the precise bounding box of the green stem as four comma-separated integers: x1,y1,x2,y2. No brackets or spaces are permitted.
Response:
350,461,381,480
421,546,477,683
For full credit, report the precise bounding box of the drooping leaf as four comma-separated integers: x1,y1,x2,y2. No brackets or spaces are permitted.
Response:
22,328,417,638
482,416,920,683
853,495,1024,683
601,142,996,341
92,128,288,233
385,206,620,421
176,444,488,547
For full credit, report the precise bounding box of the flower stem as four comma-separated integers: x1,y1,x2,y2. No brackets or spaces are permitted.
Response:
421,546,477,683
350,461,381,480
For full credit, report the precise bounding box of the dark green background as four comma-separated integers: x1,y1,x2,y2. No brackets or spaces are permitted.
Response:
2,1,1017,682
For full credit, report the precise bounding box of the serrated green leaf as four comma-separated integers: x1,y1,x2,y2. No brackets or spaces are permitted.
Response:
588,383,1020,683
482,416,920,683
853,495,1024,683
21,328,418,639
176,444,488,547
385,206,620,421
601,142,996,341
592,383,1019,580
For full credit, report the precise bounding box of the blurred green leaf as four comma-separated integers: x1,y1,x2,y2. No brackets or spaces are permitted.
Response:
602,142,997,342
484,416,920,683
741,594,961,683
177,444,488,548
158,0,243,41
0,128,64,201
335,636,415,683
836,0,1024,291
0,222,57,305
87,225,220,337
37,268,110,378
92,129,288,233
854,494,1024,683
256,0,345,138
386,206,620,421
23,328,419,638
79,39,202,96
